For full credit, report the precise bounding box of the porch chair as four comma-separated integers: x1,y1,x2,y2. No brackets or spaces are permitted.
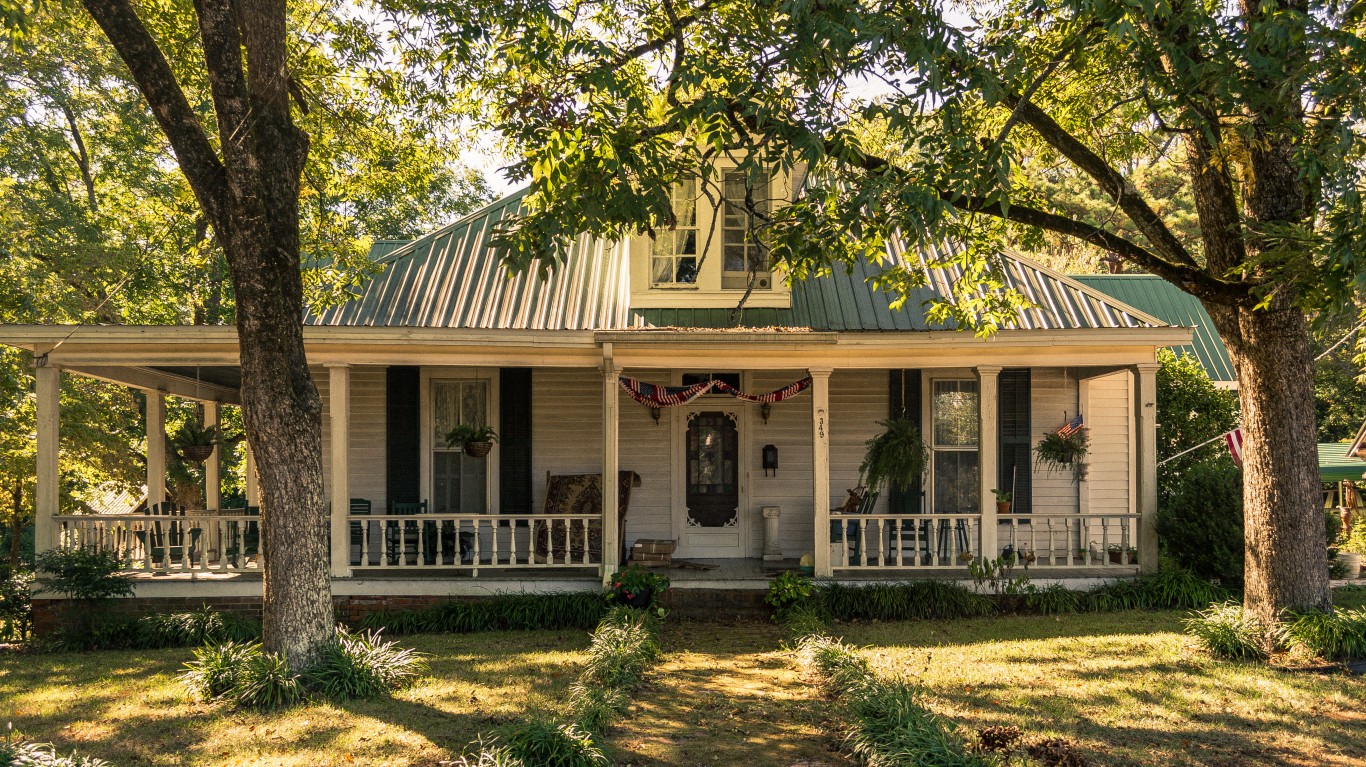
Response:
225,506,261,567
349,498,372,566
134,502,201,567
534,471,639,564
387,501,430,565
829,487,878,566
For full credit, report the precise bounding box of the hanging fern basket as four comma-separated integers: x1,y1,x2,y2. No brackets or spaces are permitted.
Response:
179,445,215,463
463,441,494,459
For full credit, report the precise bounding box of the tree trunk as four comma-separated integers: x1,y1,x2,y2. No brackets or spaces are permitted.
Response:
1208,300,1331,629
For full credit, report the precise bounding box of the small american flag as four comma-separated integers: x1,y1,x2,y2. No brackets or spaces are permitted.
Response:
1225,428,1244,468
1057,413,1084,438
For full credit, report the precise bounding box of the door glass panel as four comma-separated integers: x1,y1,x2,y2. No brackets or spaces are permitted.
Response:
686,411,739,527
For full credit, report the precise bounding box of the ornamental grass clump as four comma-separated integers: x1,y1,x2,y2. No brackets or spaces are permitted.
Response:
501,721,610,767
302,626,426,699
182,625,424,709
1286,609,1366,661
1184,602,1274,660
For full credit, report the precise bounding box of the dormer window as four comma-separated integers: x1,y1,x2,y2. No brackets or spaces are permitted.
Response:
721,172,772,290
651,179,700,286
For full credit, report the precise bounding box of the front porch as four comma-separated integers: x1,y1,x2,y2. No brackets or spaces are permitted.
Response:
23,326,1166,592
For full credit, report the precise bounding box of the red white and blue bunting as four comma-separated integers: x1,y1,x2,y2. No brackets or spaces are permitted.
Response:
618,376,812,408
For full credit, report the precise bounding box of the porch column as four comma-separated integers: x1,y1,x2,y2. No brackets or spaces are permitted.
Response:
146,389,167,507
245,438,259,507
1134,362,1160,573
204,402,222,511
601,353,621,585
810,367,832,578
977,366,1001,560
34,362,60,552
327,363,352,577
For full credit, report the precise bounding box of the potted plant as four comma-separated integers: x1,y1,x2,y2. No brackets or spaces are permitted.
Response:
1337,523,1366,579
859,417,929,510
1107,544,1138,565
1034,430,1089,483
608,563,670,608
992,488,1013,514
172,422,221,463
445,424,498,458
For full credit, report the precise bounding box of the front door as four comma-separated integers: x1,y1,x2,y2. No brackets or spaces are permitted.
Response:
677,410,745,557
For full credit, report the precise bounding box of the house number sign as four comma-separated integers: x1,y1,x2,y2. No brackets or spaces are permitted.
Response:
817,408,827,438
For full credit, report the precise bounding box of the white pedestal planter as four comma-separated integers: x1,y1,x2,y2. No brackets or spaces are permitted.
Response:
762,506,783,561
1338,552,1363,580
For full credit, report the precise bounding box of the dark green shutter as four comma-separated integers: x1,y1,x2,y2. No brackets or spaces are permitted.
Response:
998,369,1032,514
386,366,421,508
499,368,534,515
888,369,923,514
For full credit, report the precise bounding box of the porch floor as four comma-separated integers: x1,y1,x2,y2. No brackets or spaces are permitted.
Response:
112,557,1138,596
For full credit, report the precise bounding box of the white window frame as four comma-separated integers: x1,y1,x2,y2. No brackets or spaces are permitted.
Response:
650,179,702,289
925,375,981,516
720,170,773,291
420,367,500,515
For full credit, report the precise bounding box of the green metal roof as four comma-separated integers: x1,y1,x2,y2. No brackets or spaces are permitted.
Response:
1072,274,1234,383
1319,442,1366,483
308,189,1168,333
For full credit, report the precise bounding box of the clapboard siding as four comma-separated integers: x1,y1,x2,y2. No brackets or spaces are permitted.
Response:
1031,369,1080,513
531,369,605,516
747,371,815,557
318,367,389,511
1084,372,1132,515
618,370,673,548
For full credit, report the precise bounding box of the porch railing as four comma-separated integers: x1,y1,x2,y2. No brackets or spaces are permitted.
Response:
55,512,263,573
999,513,1140,567
830,514,980,569
348,513,602,575
830,512,1140,570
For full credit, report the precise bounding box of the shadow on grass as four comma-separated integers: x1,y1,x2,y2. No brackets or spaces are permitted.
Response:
838,610,1366,767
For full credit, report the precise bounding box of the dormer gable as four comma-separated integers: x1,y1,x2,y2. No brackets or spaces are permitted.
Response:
629,163,797,309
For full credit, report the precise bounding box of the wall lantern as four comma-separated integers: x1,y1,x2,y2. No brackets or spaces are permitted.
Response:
650,406,662,426
762,444,779,476
760,402,772,424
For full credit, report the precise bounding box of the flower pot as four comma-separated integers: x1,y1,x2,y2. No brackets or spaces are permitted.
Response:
996,501,1012,514
613,586,653,608
463,441,494,458
1338,552,1363,579
179,444,215,463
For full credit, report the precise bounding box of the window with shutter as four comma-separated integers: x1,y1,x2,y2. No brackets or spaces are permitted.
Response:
998,369,1032,514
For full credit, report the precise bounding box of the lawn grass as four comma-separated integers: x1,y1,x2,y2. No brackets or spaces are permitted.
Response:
3,592,1365,767
0,630,590,766
839,609,1366,767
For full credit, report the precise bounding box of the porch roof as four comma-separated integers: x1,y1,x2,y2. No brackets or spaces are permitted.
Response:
305,189,1172,334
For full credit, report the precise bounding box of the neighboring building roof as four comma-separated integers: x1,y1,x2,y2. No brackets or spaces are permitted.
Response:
308,189,1170,334
1348,418,1366,460
1319,442,1366,483
1072,274,1235,383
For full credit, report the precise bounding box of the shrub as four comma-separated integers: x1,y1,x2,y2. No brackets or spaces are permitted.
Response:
0,568,33,641
1086,569,1229,612
1286,609,1366,661
303,627,426,700
232,649,304,710
181,640,265,700
33,548,133,602
579,607,660,690
447,743,528,767
764,570,815,619
49,607,260,652
8,742,113,767
819,581,994,622
1184,602,1273,660
779,603,829,644
1156,459,1244,587
502,721,609,767
1025,584,1084,615
357,592,606,635
566,681,629,732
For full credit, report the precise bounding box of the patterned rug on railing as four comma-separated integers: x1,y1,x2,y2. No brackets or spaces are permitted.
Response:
534,471,638,563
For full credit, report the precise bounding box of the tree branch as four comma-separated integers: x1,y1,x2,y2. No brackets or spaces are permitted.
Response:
1003,96,1203,272
80,0,228,227
54,96,97,213
592,0,725,74
190,0,251,160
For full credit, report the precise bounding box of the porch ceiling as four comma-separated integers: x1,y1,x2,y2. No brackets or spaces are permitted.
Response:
64,364,242,404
